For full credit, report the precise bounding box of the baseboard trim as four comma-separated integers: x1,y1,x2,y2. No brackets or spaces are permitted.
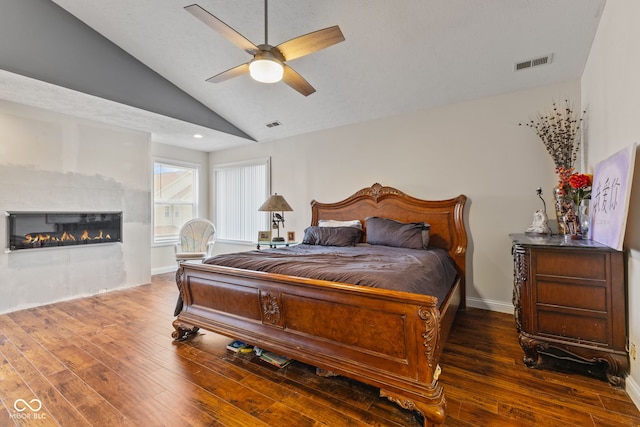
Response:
152,266,177,275
466,296,514,314
626,375,640,411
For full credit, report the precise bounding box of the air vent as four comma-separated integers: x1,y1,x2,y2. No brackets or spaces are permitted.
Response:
514,54,553,71
265,121,281,128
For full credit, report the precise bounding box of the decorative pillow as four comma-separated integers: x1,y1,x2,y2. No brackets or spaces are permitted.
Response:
365,217,430,250
302,226,363,247
318,219,363,230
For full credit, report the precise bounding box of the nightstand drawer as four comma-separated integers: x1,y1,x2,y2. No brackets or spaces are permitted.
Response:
537,280,607,311
535,251,607,280
537,310,608,345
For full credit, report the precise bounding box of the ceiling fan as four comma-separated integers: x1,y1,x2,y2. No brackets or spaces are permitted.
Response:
185,1,345,96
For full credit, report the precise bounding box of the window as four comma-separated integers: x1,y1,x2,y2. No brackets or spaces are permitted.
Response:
153,161,198,243
214,158,270,243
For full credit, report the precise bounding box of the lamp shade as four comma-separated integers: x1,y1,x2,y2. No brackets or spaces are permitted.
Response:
249,52,284,83
258,194,293,212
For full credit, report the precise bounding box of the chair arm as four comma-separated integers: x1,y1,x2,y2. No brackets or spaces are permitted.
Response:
206,241,215,257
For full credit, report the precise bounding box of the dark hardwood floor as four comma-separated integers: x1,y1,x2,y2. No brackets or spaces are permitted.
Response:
1,272,639,426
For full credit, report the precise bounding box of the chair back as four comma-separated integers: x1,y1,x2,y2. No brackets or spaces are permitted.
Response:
178,219,216,253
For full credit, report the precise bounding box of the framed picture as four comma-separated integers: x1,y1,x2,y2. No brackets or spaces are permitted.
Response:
590,143,637,250
287,231,295,242
258,230,271,242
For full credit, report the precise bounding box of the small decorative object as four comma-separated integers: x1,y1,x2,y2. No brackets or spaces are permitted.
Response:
525,187,551,235
519,100,586,234
287,231,295,242
258,230,272,242
258,193,293,242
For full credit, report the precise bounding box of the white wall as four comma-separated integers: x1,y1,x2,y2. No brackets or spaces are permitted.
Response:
0,100,151,314
210,79,581,312
150,142,210,274
581,0,640,405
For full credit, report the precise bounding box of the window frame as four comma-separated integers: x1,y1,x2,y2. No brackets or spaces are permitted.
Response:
152,158,200,245
213,157,271,244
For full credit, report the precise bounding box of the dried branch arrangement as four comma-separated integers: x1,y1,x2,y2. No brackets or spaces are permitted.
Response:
519,100,586,171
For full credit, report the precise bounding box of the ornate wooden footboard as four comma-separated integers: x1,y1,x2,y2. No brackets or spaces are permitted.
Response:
173,184,467,426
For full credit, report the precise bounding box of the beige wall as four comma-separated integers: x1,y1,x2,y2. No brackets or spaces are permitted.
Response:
581,0,640,404
210,79,581,312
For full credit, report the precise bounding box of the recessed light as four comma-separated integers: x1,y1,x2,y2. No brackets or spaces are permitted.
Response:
193,134,203,139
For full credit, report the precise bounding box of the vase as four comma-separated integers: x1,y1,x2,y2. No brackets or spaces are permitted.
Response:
578,200,590,239
553,187,580,236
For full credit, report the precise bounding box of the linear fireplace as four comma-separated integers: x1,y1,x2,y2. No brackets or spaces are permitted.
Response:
6,211,122,252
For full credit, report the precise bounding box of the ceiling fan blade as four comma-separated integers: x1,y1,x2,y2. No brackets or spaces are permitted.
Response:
282,64,316,96
206,63,250,83
275,25,345,62
185,4,259,55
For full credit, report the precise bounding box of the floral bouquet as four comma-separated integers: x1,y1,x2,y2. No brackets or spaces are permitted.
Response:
520,100,587,235
557,167,592,206
568,172,592,205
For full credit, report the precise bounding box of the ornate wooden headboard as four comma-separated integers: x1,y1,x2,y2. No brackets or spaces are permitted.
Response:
310,183,468,300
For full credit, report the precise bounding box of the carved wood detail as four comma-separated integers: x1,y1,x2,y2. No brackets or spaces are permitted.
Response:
419,305,440,370
260,291,284,328
511,244,527,333
353,182,405,202
380,389,446,427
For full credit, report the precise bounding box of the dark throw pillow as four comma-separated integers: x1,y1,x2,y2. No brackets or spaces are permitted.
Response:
302,226,363,247
365,217,430,250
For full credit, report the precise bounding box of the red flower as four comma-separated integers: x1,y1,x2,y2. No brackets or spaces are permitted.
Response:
569,173,592,190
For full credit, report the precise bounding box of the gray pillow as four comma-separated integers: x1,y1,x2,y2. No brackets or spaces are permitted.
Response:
302,226,363,247
365,217,430,250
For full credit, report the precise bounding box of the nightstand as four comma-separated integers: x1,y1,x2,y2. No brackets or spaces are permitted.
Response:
256,241,298,250
510,233,628,386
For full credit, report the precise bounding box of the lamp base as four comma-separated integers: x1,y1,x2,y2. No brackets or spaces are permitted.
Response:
271,236,285,242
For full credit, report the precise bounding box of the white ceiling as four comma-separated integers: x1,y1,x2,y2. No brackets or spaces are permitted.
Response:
7,0,606,152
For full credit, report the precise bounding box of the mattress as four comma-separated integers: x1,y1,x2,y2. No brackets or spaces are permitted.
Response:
204,243,457,307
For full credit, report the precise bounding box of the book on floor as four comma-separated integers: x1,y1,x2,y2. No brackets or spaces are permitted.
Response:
259,350,293,368
226,340,250,352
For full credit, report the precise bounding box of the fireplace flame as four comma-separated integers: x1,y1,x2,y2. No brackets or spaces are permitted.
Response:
60,231,75,241
22,229,112,245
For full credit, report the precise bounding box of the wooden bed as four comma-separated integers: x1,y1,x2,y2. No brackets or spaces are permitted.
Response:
172,183,467,426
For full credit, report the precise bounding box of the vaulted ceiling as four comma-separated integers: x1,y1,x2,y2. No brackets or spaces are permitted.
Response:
0,0,606,152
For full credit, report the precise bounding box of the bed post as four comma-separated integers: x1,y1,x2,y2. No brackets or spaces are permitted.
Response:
380,304,446,426
172,265,199,341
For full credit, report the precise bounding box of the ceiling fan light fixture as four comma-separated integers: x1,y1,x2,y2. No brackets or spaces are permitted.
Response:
249,52,284,83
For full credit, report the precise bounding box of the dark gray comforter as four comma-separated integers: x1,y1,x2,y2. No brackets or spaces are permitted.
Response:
203,244,457,307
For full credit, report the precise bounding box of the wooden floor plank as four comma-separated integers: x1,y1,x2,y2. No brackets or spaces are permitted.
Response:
0,346,58,427
0,272,638,426
0,334,90,426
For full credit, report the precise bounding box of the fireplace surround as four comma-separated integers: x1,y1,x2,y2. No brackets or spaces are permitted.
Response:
6,211,122,252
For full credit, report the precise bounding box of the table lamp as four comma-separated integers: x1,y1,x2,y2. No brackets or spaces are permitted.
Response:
258,193,293,242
